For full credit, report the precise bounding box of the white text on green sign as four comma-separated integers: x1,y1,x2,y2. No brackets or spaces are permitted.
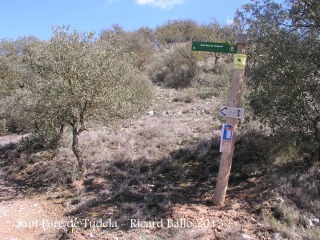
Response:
192,41,237,53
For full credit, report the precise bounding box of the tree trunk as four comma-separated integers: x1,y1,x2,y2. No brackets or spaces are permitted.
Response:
50,124,65,159
214,54,219,65
56,124,65,148
72,125,85,174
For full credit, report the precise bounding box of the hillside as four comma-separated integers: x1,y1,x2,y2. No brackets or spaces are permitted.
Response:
1,85,319,240
0,1,319,238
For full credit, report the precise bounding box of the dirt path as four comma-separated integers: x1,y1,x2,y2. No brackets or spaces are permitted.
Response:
0,136,65,240
0,87,274,239
0,195,64,240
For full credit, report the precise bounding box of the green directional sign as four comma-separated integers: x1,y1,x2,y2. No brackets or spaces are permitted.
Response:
192,41,237,54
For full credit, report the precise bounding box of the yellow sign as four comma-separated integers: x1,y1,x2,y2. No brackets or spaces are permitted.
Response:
234,54,247,69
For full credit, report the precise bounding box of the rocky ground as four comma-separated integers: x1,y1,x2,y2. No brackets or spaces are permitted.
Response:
0,86,318,239
0,164,65,240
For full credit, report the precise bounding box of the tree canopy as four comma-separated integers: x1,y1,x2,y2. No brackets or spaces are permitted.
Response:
3,26,152,172
236,0,320,161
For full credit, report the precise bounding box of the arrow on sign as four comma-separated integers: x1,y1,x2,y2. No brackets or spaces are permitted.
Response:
219,106,245,120
220,107,228,116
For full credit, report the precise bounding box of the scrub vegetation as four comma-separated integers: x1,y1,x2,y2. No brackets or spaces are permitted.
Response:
0,0,319,239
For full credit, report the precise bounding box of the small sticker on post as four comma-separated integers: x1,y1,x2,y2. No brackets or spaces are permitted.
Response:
220,124,234,153
234,54,247,69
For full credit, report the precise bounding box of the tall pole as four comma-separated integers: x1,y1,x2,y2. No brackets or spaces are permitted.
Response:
213,34,248,206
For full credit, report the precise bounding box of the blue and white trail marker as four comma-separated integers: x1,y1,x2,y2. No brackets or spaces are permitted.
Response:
220,124,234,153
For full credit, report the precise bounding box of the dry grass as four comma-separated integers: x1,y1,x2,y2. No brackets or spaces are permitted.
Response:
270,163,320,218
54,86,223,236
1,84,320,239
76,86,218,165
255,161,320,240
263,204,320,240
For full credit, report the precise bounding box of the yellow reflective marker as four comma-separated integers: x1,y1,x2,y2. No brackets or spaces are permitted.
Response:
234,54,247,69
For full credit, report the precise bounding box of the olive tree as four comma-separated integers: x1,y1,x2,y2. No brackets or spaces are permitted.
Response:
0,37,42,134
288,0,320,31
101,26,155,70
0,37,41,95
237,0,320,161
26,26,152,173
155,19,199,47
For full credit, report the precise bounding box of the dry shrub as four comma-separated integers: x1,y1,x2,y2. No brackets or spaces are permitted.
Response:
2,148,76,189
271,163,320,218
172,88,196,103
261,162,320,240
0,119,8,136
194,72,231,100
39,160,74,186
24,153,77,187
193,60,232,100
1,133,79,189
148,44,198,88
263,202,320,240
233,131,275,167
163,227,208,240
272,203,301,226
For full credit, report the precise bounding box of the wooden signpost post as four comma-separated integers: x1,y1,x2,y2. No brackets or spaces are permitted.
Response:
192,34,248,206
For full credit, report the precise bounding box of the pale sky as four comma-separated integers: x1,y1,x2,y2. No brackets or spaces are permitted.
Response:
1,0,284,40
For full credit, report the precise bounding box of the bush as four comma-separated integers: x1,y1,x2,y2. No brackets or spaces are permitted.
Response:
238,0,320,162
148,44,198,88
193,61,232,100
1,91,31,134
3,26,153,173
195,72,231,100
263,201,320,240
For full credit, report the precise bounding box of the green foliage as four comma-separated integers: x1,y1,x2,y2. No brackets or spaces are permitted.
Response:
288,0,320,31
155,19,198,46
263,202,320,239
0,37,43,135
148,44,198,88
155,18,236,48
237,0,320,161
234,131,275,165
194,61,232,100
27,26,151,132
100,25,155,70
2,26,152,172
0,37,41,95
